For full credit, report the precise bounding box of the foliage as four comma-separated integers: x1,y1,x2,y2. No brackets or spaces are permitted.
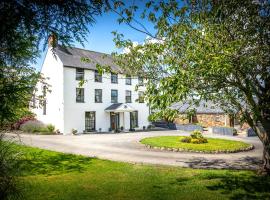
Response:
11,116,36,130
72,129,78,135
112,0,270,174
20,120,54,134
141,136,251,152
14,143,270,200
181,130,208,144
0,134,23,200
0,0,105,127
46,124,55,133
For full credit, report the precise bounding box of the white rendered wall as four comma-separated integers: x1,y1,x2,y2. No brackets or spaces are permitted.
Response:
32,48,64,132
63,67,149,134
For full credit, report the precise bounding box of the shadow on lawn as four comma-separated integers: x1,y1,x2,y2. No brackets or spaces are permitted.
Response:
20,150,93,176
204,173,270,200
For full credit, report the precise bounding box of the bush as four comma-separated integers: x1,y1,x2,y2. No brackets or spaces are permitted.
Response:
181,136,192,143
190,130,204,139
181,130,208,144
20,120,45,133
0,133,23,199
11,116,36,130
47,124,55,132
72,129,78,135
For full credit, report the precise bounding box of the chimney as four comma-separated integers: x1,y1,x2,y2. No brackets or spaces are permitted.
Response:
48,33,57,48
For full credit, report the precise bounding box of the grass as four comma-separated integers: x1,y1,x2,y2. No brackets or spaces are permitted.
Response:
140,136,252,152
11,144,270,200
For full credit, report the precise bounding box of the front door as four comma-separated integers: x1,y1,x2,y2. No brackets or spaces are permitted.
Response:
110,112,120,130
85,111,95,132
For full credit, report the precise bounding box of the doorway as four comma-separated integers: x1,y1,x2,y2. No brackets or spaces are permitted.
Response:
110,112,120,130
85,111,95,132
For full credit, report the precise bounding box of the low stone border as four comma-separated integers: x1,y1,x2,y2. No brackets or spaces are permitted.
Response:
144,144,254,154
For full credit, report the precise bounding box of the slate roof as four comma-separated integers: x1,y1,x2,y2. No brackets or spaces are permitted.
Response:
55,45,122,72
171,100,225,114
105,103,123,111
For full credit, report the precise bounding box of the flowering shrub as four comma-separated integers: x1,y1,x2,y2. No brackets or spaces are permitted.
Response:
20,120,47,133
12,116,36,130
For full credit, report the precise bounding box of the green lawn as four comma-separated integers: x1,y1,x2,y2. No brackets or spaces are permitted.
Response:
12,144,270,200
140,136,252,152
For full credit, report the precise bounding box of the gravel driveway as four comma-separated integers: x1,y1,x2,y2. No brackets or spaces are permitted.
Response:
8,130,263,170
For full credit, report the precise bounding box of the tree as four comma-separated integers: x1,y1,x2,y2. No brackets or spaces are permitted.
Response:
0,0,104,127
112,0,270,174
0,1,105,199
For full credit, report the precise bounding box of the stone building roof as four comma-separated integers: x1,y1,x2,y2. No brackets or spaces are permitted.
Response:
55,45,122,73
171,100,225,114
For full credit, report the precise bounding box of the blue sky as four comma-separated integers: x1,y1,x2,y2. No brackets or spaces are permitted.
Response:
34,9,155,71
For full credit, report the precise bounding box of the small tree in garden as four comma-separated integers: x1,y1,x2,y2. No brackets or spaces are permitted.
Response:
111,0,270,175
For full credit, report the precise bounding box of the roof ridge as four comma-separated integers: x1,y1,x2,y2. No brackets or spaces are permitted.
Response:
57,45,112,57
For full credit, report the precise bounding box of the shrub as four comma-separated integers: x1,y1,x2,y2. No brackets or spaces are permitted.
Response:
190,130,204,139
20,120,47,133
191,138,200,144
72,129,78,135
47,124,55,132
12,116,36,130
0,133,23,199
181,130,208,144
181,136,192,143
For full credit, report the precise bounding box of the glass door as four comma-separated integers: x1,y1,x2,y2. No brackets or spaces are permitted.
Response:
85,111,95,132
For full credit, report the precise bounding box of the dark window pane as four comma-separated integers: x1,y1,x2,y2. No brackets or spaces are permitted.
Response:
126,75,131,85
76,68,84,80
130,111,138,128
95,89,102,103
125,90,132,103
138,76,144,86
138,91,144,103
76,88,84,102
111,72,118,83
95,70,102,82
111,90,118,103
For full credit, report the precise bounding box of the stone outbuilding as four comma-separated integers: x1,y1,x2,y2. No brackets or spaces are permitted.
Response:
172,101,237,127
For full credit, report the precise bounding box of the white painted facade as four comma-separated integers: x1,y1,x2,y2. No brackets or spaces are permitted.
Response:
32,47,150,135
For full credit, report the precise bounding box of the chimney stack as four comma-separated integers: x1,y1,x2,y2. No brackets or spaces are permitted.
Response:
48,33,57,48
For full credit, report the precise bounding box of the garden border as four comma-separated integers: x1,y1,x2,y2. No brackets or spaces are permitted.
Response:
144,143,254,154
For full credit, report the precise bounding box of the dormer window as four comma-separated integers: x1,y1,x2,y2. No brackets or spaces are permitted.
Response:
76,68,84,80
111,72,118,84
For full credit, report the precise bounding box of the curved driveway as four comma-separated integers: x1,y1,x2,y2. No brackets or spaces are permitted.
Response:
10,130,263,170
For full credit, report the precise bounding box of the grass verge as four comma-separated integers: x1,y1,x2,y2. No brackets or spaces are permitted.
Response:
11,143,270,200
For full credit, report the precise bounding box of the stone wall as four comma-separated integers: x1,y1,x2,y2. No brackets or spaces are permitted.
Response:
174,113,230,127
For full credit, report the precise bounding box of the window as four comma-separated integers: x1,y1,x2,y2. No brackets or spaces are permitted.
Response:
111,72,118,83
126,75,132,85
130,111,138,128
94,70,102,82
125,90,132,103
111,90,118,103
138,76,144,86
95,89,102,103
85,112,95,131
138,91,144,103
76,68,84,80
76,88,84,102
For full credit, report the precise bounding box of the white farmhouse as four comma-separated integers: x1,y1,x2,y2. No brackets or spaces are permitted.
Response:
32,43,150,135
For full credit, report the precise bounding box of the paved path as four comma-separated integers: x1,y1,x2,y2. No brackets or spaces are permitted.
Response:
8,130,263,170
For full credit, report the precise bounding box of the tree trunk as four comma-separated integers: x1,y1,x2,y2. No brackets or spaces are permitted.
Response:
254,121,270,175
